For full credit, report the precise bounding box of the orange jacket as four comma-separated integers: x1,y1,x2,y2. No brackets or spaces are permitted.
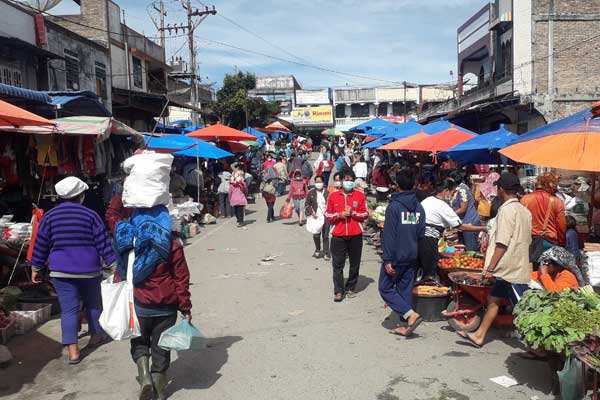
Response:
531,270,579,291
521,190,566,245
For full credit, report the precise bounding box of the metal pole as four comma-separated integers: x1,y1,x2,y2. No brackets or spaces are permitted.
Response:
186,0,197,126
403,81,407,121
159,0,166,50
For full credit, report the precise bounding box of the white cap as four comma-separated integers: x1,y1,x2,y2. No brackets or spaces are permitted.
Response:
55,177,89,199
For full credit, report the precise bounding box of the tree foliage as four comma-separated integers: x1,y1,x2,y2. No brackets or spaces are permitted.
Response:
211,72,280,129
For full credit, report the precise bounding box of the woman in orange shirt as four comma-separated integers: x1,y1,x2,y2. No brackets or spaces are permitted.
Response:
531,246,580,291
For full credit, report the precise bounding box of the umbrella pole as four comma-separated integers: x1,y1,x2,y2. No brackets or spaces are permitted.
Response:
196,149,200,203
590,172,596,225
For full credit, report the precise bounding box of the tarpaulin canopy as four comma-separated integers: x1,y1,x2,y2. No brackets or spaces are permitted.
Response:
0,99,54,127
397,126,476,153
187,122,256,142
54,116,140,141
501,103,600,171
143,134,233,159
242,127,268,147
264,121,291,133
364,120,424,148
322,128,344,136
379,131,429,150
349,117,395,134
442,124,517,164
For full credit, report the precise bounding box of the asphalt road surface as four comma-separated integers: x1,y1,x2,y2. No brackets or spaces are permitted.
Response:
1,198,556,400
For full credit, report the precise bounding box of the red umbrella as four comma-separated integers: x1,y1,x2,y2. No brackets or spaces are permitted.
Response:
187,122,256,142
0,99,54,127
398,126,475,153
263,121,291,133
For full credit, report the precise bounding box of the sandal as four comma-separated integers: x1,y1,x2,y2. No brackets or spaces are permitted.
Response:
64,357,81,366
345,291,356,299
456,331,482,348
334,293,343,302
404,316,423,336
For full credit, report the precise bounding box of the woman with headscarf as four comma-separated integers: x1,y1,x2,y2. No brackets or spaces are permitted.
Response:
521,172,567,262
229,164,248,227
531,246,580,291
31,177,116,365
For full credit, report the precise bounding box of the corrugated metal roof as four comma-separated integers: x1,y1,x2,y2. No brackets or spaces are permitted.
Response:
0,83,51,104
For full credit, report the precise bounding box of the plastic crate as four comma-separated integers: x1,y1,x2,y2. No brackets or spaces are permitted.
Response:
12,303,52,335
0,317,16,344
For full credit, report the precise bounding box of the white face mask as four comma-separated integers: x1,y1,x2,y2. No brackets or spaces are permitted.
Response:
315,183,324,190
333,181,342,189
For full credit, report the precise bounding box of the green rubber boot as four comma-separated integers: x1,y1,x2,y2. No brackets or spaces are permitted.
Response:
135,356,154,400
151,372,168,400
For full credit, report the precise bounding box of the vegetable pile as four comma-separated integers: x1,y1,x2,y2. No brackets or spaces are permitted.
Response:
368,202,387,223
514,286,600,354
439,254,484,270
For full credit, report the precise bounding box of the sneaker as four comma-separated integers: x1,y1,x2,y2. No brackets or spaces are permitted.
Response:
312,251,322,258
323,254,331,261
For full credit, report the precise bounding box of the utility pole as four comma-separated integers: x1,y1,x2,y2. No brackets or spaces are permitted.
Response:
182,1,216,125
403,81,407,121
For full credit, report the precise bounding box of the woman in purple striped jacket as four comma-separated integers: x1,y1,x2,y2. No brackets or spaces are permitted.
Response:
31,176,116,365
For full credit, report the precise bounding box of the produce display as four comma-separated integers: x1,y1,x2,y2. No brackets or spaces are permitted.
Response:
439,253,485,270
514,286,600,354
368,202,387,223
413,286,450,296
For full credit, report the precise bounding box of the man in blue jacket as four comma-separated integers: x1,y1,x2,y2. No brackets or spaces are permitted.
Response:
379,169,426,337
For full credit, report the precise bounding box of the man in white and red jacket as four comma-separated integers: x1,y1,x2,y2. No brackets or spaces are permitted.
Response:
325,170,369,302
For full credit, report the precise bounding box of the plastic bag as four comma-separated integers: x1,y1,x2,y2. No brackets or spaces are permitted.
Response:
279,201,294,219
122,152,173,208
158,319,207,351
306,211,324,234
99,250,141,340
557,356,584,400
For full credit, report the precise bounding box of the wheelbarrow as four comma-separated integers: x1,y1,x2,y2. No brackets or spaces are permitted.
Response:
441,271,513,332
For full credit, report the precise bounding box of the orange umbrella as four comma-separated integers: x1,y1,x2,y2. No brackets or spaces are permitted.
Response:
187,122,256,142
263,121,291,133
379,131,429,150
399,126,475,153
0,99,54,127
500,103,600,171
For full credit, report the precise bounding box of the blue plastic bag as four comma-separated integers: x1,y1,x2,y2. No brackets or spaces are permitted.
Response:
158,319,207,351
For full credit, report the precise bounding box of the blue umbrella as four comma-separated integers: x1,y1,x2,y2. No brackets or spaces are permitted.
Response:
364,120,424,149
349,117,395,134
174,143,233,159
442,124,517,164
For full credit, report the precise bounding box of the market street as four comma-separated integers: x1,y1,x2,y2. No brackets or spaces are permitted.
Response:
2,199,555,400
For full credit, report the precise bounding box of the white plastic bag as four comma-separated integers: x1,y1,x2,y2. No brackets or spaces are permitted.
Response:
306,210,325,235
122,151,173,208
99,250,141,340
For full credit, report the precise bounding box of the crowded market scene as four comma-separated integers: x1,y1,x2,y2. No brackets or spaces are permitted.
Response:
1,0,600,399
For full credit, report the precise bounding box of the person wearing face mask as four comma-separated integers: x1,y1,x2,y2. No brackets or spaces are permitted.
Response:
262,152,276,172
457,173,532,348
287,169,309,226
418,179,487,281
305,175,331,260
329,172,343,193
324,171,369,302
31,176,116,365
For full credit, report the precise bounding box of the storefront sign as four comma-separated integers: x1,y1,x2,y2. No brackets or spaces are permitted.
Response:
292,106,333,126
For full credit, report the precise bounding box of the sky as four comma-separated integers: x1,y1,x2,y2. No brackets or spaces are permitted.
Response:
49,0,487,89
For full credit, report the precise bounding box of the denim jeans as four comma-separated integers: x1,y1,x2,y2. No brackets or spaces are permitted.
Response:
218,193,232,217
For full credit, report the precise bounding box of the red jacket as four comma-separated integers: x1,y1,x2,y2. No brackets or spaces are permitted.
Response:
324,189,368,237
108,197,192,313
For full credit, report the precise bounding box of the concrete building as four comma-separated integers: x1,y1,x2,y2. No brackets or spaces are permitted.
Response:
419,0,600,133
49,0,171,131
248,75,301,117
0,0,60,98
334,85,454,131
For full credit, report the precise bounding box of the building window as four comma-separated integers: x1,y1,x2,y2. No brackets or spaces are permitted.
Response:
132,57,143,88
0,66,22,87
351,104,369,118
64,49,80,90
95,61,107,99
